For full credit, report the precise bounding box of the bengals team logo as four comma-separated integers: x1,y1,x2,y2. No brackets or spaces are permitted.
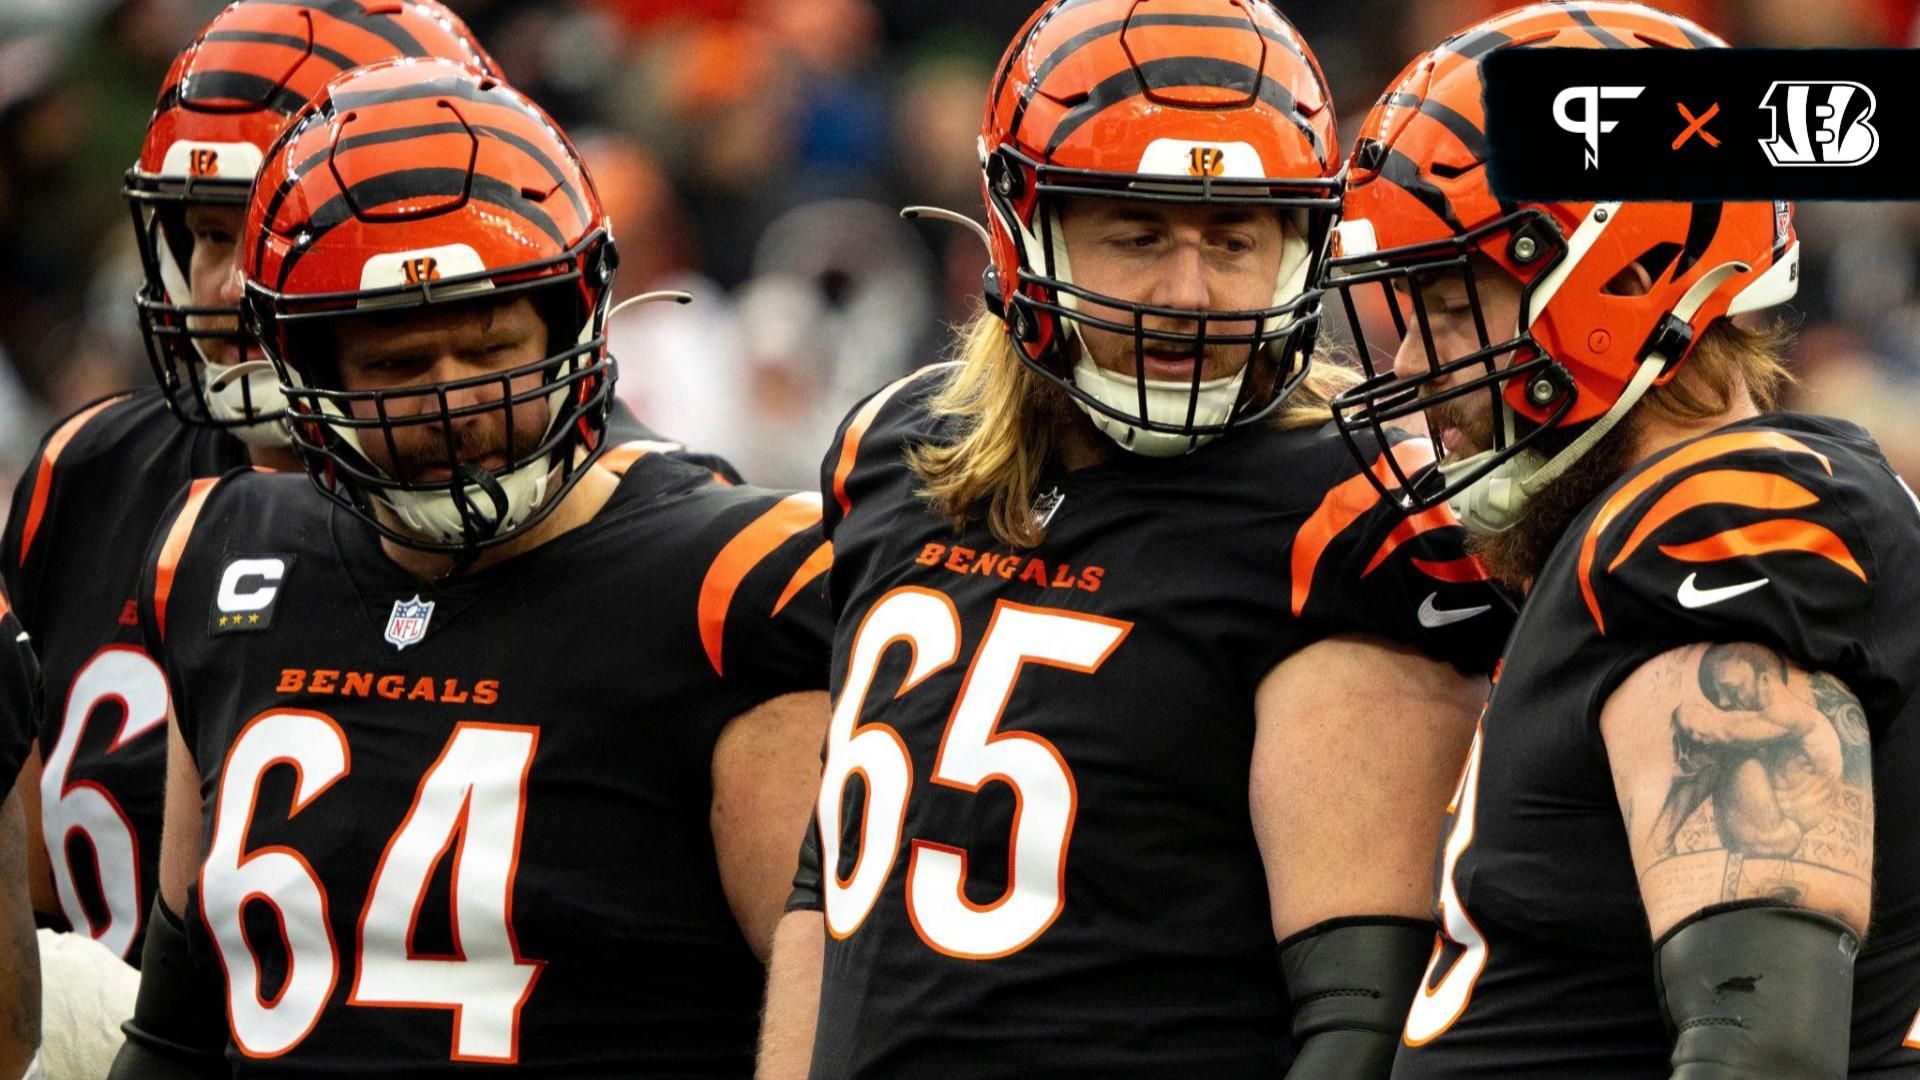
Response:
189,149,220,177
1758,81,1879,167
402,256,440,285
1187,146,1226,177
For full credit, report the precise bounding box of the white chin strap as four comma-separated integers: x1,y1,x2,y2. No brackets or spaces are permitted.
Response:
375,457,561,545
1442,352,1663,535
203,358,291,447
1070,347,1247,457
1444,260,1752,536
152,216,290,447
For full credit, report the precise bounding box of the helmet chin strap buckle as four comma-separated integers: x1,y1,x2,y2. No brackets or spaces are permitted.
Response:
1445,353,1668,536
451,463,512,545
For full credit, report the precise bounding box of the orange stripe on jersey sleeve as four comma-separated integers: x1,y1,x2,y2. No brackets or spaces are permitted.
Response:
17,395,129,566
699,492,825,676
1363,501,1459,577
152,477,221,643
1411,555,1492,584
772,541,833,617
1292,440,1435,617
598,439,684,476
1606,469,1819,574
831,363,961,518
1578,431,1833,632
1659,518,1866,582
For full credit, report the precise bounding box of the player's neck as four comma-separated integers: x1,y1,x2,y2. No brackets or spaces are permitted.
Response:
1626,373,1763,469
246,443,302,473
1053,408,1115,472
376,464,620,582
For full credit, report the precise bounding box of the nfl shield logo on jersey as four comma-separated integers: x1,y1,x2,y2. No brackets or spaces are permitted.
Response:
384,595,434,651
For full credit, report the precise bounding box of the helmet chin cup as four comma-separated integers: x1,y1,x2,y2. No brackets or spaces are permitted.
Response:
1069,346,1246,457
203,358,292,447
1442,448,1545,536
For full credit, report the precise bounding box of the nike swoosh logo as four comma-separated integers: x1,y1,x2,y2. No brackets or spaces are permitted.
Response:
1676,572,1770,609
1419,593,1493,629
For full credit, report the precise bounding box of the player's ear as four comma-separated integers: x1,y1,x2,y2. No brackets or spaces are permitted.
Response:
1603,259,1655,298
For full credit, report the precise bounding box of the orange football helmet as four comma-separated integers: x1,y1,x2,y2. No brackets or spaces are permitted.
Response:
125,0,495,443
242,57,616,553
980,0,1342,456
1323,1,1798,532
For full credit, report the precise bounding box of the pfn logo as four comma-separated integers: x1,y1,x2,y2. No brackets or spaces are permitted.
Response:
1758,81,1878,166
1187,147,1225,177
1553,85,1644,169
189,149,220,177
402,256,440,284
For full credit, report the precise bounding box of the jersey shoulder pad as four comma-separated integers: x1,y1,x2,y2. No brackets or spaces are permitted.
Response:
143,467,284,646
642,480,831,683
823,362,962,526
1281,424,1511,673
601,400,746,485
1571,420,1894,695
8,391,147,568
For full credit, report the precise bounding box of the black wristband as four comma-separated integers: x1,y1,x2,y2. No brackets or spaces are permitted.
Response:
108,897,227,1080
1278,916,1435,1080
1655,901,1858,1080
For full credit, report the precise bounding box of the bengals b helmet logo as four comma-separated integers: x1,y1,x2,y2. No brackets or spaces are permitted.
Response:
1187,146,1226,177
402,257,441,284
189,149,220,177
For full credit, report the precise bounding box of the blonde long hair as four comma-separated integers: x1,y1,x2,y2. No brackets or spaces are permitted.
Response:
908,310,1359,549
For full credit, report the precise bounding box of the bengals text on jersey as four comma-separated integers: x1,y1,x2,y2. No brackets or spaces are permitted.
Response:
0,384,734,966
1395,414,1920,1078
137,445,827,1077
789,365,1513,1079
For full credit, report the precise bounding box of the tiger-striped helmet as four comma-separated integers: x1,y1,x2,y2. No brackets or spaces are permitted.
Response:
981,0,1342,456
1323,1,1798,532
126,0,495,444
242,57,616,553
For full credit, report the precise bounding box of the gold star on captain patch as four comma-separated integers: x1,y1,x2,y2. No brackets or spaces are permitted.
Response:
248,613,261,624
217,615,230,627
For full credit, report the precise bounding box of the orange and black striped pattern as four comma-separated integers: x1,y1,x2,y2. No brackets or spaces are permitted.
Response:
135,0,495,183
987,0,1335,177
246,57,598,302
1576,430,1865,633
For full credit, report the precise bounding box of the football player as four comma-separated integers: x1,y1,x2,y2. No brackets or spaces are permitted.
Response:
107,58,832,1078
1320,3,1920,1076
758,2,1513,1078
0,587,42,1080
7,0,736,974
3,0,500,968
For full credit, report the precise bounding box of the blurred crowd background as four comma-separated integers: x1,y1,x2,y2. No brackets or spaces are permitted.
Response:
1,0,1917,502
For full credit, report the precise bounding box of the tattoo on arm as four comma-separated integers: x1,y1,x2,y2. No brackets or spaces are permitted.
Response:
1635,643,1874,931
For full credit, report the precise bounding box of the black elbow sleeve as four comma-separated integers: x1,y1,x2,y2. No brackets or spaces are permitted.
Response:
1279,916,1435,1080
108,897,228,1080
1656,901,1858,1080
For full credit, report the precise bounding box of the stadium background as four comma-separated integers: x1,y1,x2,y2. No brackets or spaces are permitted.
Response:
0,0,1916,503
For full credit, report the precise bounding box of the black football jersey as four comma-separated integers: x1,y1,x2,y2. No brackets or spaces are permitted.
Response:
0,586,38,803
0,388,248,960
1393,414,1920,1079
138,446,829,1078
791,366,1514,1079
0,387,735,964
